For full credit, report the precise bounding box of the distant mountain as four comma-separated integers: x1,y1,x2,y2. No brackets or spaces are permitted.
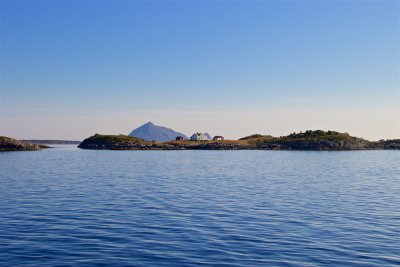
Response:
129,122,188,142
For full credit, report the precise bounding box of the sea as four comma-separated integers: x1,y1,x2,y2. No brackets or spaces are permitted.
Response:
1,145,399,266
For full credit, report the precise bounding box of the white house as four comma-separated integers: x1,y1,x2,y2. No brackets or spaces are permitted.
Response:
190,132,210,141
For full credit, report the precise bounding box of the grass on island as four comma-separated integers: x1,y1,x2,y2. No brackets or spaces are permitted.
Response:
83,130,358,145
79,130,369,150
279,130,353,142
80,134,151,145
240,130,356,143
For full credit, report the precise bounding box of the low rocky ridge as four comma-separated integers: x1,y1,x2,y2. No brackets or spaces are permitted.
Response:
370,139,400,150
246,131,371,150
78,130,400,150
0,136,50,151
78,134,162,150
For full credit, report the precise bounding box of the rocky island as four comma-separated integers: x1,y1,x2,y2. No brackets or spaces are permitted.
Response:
78,130,400,150
0,136,50,152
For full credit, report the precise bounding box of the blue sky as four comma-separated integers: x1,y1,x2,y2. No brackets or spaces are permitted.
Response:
0,0,399,140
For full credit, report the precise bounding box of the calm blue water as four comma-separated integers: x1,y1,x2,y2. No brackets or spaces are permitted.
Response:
0,146,399,266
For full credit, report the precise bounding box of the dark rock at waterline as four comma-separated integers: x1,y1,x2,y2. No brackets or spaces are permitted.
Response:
78,130,400,151
0,136,50,151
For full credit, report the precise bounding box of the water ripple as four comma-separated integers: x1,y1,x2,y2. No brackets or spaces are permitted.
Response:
0,149,399,266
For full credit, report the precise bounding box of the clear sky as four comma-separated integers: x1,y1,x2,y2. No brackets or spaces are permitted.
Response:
1,0,399,140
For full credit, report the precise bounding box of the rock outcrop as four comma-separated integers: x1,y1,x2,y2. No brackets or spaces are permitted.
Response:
78,130,399,151
0,136,49,151
78,134,162,150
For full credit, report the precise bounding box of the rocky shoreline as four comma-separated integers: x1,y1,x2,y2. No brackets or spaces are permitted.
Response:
3,131,398,152
0,136,51,152
78,131,400,151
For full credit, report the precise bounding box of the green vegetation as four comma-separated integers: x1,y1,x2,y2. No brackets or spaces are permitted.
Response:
239,134,264,140
281,130,353,142
78,130,398,150
78,134,152,149
238,134,276,146
236,130,369,150
239,130,355,143
87,134,146,144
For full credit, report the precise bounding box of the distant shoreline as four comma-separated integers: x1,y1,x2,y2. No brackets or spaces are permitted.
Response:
22,140,81,145
2,132,399,152
77,131,400,151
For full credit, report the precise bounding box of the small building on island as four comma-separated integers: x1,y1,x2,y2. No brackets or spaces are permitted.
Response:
190,133,210,141
213,136,224,141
